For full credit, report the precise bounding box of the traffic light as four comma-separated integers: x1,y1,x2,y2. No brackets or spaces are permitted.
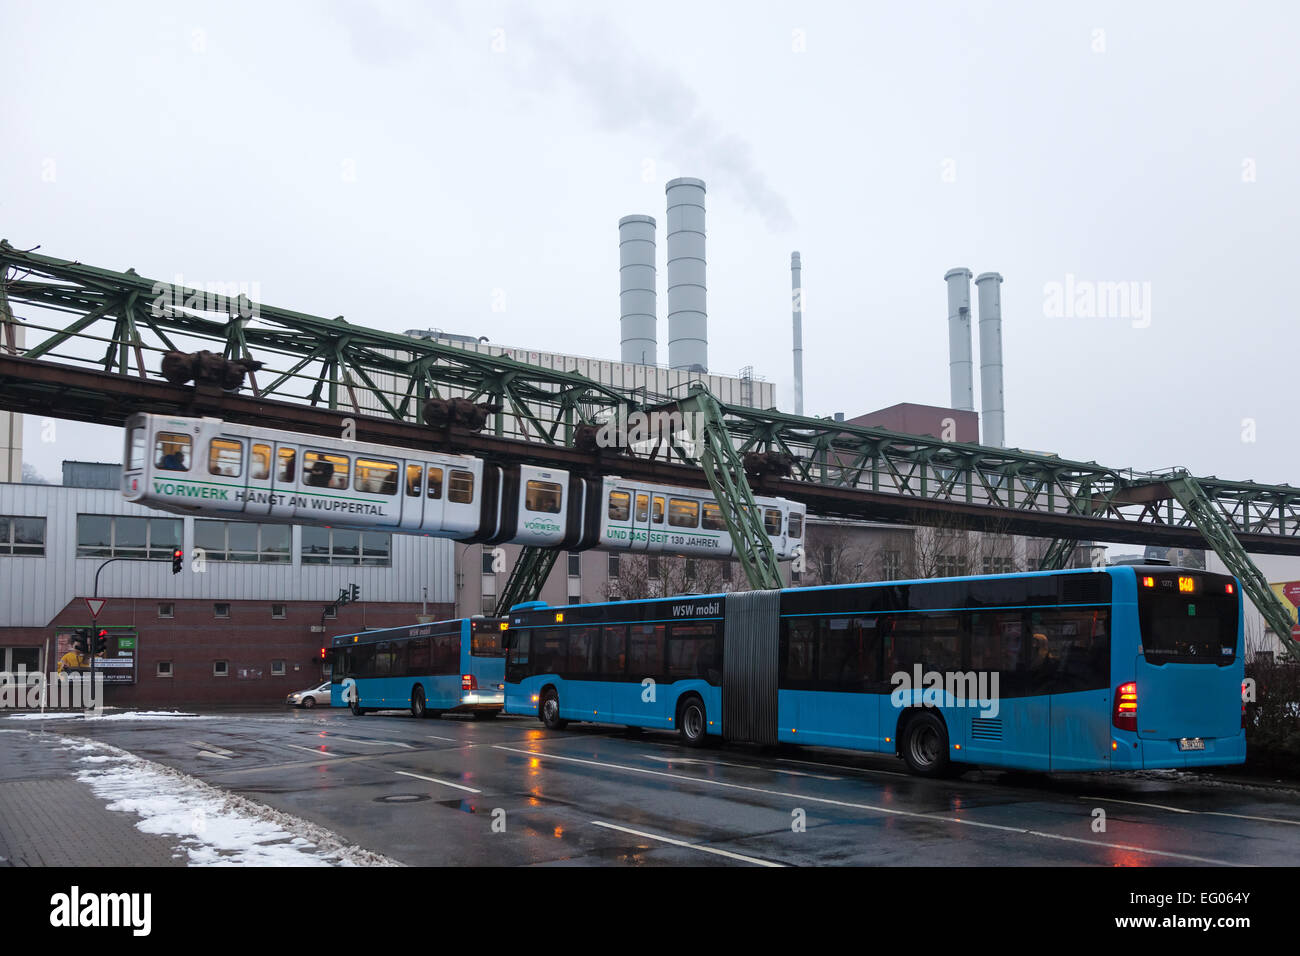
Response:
319,647,327,661
350,584,360,603
94,629,109,656
172,549,184,574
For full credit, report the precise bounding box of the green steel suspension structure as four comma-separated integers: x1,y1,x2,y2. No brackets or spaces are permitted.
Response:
2,241,1298,652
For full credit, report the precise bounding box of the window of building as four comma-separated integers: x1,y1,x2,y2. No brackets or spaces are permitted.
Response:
213,660,228,677
271,603,287,619
214,603,231,618
323,606,337,620
568,553,581,577
608,553,620,578
194,520,291,563
157,661,173,678
271,660,286,676
935,555,969,578
983,556,1015,575
76,515,182,560
158,602,174,619
881,551,903,581
300,528,391,566
648,555,660,577
481,551,496,574
0,516,46,556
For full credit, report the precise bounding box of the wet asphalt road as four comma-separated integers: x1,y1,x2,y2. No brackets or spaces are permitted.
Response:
28,708,1300,866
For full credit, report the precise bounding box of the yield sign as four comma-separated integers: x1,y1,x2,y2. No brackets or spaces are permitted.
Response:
84,598,107,618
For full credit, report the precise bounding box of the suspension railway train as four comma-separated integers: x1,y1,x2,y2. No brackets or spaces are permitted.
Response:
120,414,805,558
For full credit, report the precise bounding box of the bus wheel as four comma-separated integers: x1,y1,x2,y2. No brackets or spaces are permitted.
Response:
540,689,567,730
350,696,366,717
411,686,427,719
678,696,708,748
901,712,951,777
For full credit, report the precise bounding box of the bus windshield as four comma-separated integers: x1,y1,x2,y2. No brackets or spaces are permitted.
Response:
1137,576,1238,665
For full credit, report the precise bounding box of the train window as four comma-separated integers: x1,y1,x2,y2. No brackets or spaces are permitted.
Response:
701,502,726,531
525,480,563,514
635,494,649,522
764,508,782,536
277,448,296,482
355,458,399,495
128,428,145,471
405,464,422,497
209,439,243,478
449,470,474,503
652,496,665,524
668,498,699,528
304,451,349,490
427,467,444,500
251,444,271,480
608,491,631,521
788,512,803,538
155,433,191,472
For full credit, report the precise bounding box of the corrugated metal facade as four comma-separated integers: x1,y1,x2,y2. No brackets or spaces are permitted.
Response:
0,482,455,629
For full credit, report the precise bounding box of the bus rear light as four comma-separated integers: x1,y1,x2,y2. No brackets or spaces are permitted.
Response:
1141,576,1155,588
1113,682,1138,731
462,674,477,691
1225,583,1235,594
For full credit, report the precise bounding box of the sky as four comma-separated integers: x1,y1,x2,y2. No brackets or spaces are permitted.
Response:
3,0,1298,497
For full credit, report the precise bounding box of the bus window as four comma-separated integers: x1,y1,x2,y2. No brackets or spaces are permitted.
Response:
533,631,567,674
764,508,782,536
449,470,474,503
155,433,191,471
355,458,399,495
405,464,422,497
652,496,665,524
408,638,431,672
305,451,349,490
251,444,271,480
600,625,626,676
784,619,816,682
668,499,699,528
277,448,296,482
471,628,505,658
667,623,720,681
427,467,444,500
635,494,649,522
525,480,563,513
818,617,881,688
788,512,803,539
627,623,665,675
209,439,243,477
568,627,598,675
128,428,145,471
701,502,726,531
608,491,631,521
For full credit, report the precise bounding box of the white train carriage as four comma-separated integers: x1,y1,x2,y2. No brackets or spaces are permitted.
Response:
120,414,804,559
596,476,804,559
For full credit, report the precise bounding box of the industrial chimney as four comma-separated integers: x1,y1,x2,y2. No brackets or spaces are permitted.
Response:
791,251,803,416
665,177,707,372
975,271,1005,447
618,215,657,365
944,268,974,412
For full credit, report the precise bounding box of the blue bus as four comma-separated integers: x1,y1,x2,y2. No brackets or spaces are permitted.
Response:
330,617,507,719
503,566,1245,776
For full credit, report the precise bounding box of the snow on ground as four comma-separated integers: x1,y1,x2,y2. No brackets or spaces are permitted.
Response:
4,710,203,721
46,734,399,867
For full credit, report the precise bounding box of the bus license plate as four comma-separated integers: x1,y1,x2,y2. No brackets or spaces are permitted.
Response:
1178,737,1205,751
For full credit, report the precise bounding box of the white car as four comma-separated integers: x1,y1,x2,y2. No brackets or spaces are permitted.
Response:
286,681,331,709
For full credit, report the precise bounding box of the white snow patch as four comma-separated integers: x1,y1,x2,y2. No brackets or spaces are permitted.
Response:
44,734,398,867
78,754,132,763
4,712,86,720
84,711,203,721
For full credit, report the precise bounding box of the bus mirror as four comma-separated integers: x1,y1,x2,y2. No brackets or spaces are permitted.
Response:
501,631,515,649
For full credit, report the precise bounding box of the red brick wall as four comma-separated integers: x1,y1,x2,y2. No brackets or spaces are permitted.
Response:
0,598,455,709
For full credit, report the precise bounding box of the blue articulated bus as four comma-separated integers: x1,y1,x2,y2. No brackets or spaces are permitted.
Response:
330,617,507,718
503,565,1245,776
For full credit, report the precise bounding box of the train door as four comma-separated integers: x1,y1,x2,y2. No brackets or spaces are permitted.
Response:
647,492,667,552
241,441,275,516
603,484,637,551
268,443,299,521
197,425,251,515
630,489,652,552
399,460,425,530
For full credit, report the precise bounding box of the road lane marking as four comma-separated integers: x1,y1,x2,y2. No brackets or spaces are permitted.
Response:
641,754,840,780
196,750,231,760
591,821,784,867
189,740,235,756
323,735,415,749
494,745,1243,866
1091,796,1300,826
425,735,458,742
283,743,341,758
777,756,907,778
394,770,481,794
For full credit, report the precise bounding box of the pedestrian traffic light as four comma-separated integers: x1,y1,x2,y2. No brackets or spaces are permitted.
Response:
350,584,360,603
172,549,184,574
94,629,109,656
